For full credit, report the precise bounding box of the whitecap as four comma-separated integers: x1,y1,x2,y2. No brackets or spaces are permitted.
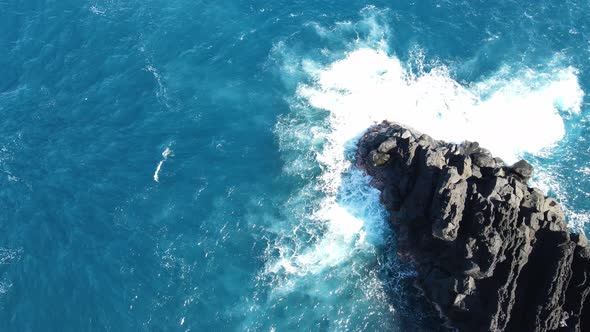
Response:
298,47,583,164
153,147,173,183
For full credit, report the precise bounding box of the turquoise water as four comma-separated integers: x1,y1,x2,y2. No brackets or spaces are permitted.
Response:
1,1,589,330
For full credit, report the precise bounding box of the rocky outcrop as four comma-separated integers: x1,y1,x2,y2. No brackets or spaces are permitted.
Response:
356,121,590,332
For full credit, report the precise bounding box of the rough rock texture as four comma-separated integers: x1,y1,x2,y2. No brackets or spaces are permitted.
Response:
356,121,590,332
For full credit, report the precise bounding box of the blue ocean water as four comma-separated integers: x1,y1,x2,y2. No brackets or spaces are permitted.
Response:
1,0,589,330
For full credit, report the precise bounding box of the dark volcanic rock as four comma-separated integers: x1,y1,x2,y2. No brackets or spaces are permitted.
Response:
356,121,590,332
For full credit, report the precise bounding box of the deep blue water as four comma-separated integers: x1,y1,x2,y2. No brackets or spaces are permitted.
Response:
1,1,589,331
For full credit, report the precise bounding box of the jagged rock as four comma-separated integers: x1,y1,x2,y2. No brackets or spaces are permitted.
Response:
571,233,588,247
356,121,590,332
431,167,467,241
471,152,496,169
370,150,390,166
512,159,534,181
378,138,397,153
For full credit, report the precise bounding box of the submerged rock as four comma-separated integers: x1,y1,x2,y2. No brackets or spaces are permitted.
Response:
356,121,590,332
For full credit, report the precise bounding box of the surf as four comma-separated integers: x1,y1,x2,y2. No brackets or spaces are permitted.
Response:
252,6,586,330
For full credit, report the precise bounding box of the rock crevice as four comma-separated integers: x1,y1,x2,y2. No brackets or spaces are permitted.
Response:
356,121,590,332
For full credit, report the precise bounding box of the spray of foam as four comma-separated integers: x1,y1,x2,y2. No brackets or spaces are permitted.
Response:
263,11,398,288
266,6,585,291
531,166,590,233
293,47,585,238
265,170,386,279
255,7,586,329
299,48,584,164
153,147,173,183
240,9,590,332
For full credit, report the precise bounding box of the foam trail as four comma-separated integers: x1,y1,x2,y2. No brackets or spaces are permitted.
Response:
153,147,173,183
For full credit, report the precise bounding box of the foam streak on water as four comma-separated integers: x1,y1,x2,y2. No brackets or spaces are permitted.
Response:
153,147,173,183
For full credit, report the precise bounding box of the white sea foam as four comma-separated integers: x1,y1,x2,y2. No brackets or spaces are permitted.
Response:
255,7,586,330
145,64,172,109
153,161,164,182
268,5,586,286
89,5,106,16
266,171,385,279
531,168,590,233
0,280,12,295
299,47,583,164
270,49,583,278
153,147,173,183
0,247,21,297
0,248,22,265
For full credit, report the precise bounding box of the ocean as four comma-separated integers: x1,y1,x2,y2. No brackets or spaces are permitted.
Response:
0,0,588,330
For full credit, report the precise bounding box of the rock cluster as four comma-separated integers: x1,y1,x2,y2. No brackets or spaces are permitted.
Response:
356,121,590,332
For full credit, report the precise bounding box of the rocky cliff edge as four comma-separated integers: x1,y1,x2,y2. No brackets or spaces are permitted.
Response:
356,121,590,332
